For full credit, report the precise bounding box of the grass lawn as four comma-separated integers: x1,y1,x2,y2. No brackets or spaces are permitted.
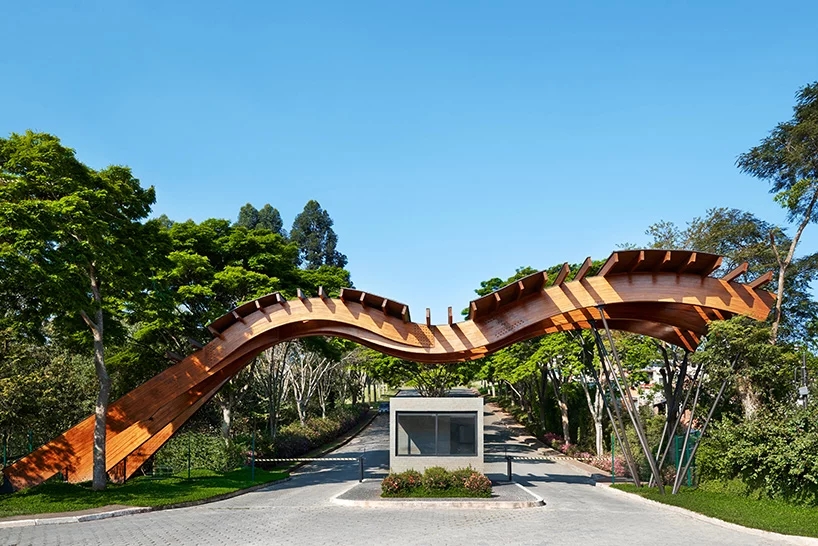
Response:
612,481,818,538
0,467,287,519
382,486,491,499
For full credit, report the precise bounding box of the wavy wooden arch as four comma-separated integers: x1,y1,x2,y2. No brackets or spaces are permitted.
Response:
2,250,774,492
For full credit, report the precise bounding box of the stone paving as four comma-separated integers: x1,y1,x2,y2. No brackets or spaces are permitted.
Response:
0,404,805,546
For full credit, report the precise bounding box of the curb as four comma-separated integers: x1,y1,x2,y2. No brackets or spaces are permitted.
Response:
598,484,818,546
0,411,379,528
330,480,545,510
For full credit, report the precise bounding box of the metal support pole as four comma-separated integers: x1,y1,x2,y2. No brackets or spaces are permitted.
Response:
251,428,256,482
673,358,738,494
597,307,665,494
611,433,615,484
358,456,364,482
651,362,703,486
506,455,513,482
673,364,705,493
591,327,642,486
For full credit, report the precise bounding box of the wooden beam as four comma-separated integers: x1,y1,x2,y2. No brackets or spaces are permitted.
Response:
426,308,431,327
722,262,749,283
359,292,367,307
207,326,224,340
494,291,502,309
381,298,389,314
274,293,285,305
188,337,204,350
677,252,697,275
627,250,645,273
574,257,592,282
254,300,264,312
469,301,477,320
653,251,672,273
554,262,570,286
747,270,774,289
700,256,723,277
516,280,526,300
339,288,347,302
448,306,453,325
318,286,327,300
598,253,619,276
297,288,306,301
401,305,409,323
231,310,246,324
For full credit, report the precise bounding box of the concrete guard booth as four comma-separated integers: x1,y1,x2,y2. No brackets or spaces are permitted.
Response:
389,389,484,473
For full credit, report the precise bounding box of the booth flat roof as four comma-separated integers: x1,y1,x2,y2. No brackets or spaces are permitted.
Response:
394,388,478,397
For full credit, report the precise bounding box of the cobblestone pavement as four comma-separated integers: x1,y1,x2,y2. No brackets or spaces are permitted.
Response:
0,405,797,546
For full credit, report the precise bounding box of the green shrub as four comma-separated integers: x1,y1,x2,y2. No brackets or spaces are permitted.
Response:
265,404,369,458
381,473,405,495
423,466,453,490
155,432,247,473
450,467,475,487
697,404,818,506
463,472,492,496
401,469,423,489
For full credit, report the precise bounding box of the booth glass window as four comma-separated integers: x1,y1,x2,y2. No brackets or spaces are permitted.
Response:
396,412,477,456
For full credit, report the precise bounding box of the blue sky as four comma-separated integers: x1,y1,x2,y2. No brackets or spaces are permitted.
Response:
3,1,818,321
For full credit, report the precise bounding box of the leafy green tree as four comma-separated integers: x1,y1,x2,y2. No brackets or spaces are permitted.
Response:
737,82,818,343
643,208,818,342
0,131,164,490
290,200,347,269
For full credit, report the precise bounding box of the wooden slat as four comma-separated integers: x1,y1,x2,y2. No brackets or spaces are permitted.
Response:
207,326,224,339
722,262,749,282
339,288,348,302
747,270,774,289
654,251,672,273
426,308,431,327
318,286,327,300
700,256,723,277
627,250,645,273
448,306,453,325
574,257,592,282
297,288,306,301
359,292,367,307
401,305,409,323
598,252,619,276
231,310,245,323
255,300,263,311
275,293,286,305
188,337,204,350
677,252,697,275
381,298,389,314
553,263,570,286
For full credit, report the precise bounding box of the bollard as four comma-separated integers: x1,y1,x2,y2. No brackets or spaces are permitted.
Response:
358,456,364,482
506,455,513,482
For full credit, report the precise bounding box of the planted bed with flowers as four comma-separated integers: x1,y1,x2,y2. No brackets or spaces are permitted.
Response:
381,467,492,498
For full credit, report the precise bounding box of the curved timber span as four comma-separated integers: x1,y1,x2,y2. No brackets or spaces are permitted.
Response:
2,250,775,492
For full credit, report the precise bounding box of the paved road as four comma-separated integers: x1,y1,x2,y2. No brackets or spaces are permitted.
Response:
0,406,797,546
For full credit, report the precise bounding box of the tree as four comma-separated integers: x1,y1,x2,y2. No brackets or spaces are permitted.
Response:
257,204,285,235
0,131,164,490
643,208,818,342
236,203,259,229
737,82,818,343
290,200,347,269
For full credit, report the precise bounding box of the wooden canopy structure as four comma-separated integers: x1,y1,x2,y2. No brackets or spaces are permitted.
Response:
2,249,774,492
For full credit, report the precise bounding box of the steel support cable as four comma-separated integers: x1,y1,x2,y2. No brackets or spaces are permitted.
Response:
649,359,703,488
590,325,642,486
597,306,666,494
672,355,740,494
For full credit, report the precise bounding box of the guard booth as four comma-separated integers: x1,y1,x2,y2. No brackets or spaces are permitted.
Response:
389,389,484,473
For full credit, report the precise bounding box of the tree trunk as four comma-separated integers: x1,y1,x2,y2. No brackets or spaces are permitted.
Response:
90,317,109,491
220,402,233,441
81,264,109,492
736,375,762,420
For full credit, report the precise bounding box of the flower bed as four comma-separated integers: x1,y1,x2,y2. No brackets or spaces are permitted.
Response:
381,467,492,498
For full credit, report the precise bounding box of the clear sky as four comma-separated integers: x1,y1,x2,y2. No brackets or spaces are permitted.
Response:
3,1,818,321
